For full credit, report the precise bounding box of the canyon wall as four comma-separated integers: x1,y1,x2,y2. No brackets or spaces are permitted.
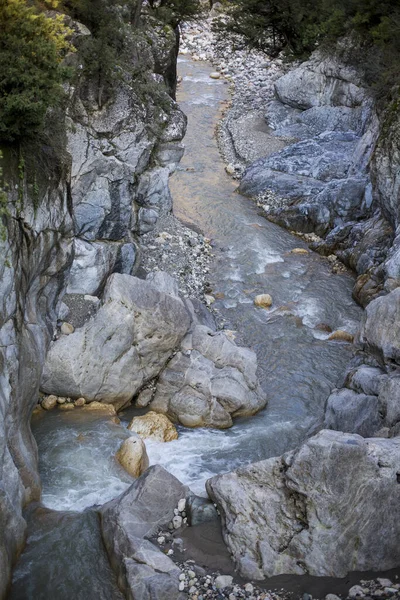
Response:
0,8,185,597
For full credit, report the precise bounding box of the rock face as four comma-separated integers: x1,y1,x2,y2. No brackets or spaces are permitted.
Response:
238,48,400,305
323,289,400,438
357,287,400,364
41,274,191,409
100,465,188,600
150,324,266,428
0,143,73,598
65,23,186,295
116,435,149,478
207,430,400,579
128,412,178,442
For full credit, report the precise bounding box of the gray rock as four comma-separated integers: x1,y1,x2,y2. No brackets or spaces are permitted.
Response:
67,238,119,295
135,167,173,216
357,288,400,365
347,365,387,396
370,106,400,229
274,54,366,110
154,142,185,172
41,274,191,408
186,495,219,526
215,575,233,589
0,143,73,597
150,325,266,428
273,105,368,140
207,430,400,578
325,388,383,437
378,377,400,428
146,271,180,298
100,465,189,600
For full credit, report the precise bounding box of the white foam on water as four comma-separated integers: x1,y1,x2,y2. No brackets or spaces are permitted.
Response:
145,428,238,496
34,415,134,511
251,239,284,274
184,74,224,85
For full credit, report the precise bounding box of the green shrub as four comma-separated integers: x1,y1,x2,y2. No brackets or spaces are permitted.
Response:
0,0,73,143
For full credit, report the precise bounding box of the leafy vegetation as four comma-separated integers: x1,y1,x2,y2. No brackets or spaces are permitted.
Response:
214,0,400,94
0,0,74,143
147,0,204,29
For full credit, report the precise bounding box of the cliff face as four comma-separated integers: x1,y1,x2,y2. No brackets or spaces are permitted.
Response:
0,145,73,598
0,9,185,597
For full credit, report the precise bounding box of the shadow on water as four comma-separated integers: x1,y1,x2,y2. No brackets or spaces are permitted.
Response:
9,505,124,600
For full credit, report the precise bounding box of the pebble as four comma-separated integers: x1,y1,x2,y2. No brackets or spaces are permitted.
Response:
254,293,273,308
59,403,75,411
61,322,74,335
210,72,220,79
290,248,309,255
178,498,186,512
348,585,366,597
328,330,354,343
215,575,233,589
377,579,393,587
41,395,57,410
173,515,183,529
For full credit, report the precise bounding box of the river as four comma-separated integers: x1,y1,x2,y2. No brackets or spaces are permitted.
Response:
9,56,362,598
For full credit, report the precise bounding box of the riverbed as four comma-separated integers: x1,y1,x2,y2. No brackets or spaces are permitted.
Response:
10,55,363,598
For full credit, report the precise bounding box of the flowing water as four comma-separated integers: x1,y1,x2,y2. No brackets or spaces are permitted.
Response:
27,56,361,507
133,56,362,494
10,56,363,598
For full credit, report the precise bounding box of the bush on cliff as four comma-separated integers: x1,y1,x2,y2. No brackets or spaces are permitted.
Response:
0,0,73,143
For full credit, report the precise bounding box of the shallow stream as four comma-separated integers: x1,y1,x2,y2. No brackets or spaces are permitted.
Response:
10,56,364,598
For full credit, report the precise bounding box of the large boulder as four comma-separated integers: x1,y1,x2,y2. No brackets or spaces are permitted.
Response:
150,325,266,428
357,287,400,365
324,388,383,437
100,465,188,600
207,430,400,579
41,273,191,409
67,238,138,295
